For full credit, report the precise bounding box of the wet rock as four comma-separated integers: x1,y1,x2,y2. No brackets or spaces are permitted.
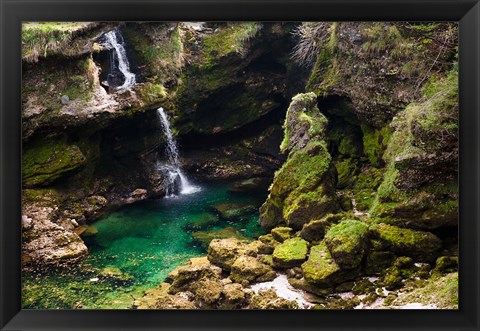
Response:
272,238,309,268
370,223,442,262
352,279,375,295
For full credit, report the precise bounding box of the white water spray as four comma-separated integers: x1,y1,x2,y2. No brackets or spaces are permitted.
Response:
103,29,136,90
157,108,200,196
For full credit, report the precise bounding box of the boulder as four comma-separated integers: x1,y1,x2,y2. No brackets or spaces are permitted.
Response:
369,223,442,261
301,243,358,288
207,238,255,271
324,220,369,269
272,238,309,268
230,255,275,284
219,283,247,309
271,227,293,242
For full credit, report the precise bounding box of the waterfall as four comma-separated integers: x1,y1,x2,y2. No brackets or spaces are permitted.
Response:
157,108,200,196
102,29,136,90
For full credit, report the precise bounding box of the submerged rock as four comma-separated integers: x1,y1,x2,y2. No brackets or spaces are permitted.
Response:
211,202,257,221
229,177,271,194
192,227,251,248
183,212,219,231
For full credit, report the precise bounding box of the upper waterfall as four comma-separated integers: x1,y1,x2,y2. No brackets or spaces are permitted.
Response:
157,108,200,196
102,29,136,90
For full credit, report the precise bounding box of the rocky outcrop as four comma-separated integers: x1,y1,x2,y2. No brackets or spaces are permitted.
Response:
259,92,339,230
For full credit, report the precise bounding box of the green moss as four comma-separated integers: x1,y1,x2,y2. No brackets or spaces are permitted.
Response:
369,223,441,261
335,159,357,189
23,137,87,187
270,227,293,242
272,237,309,268
364,251,396,275
123,24,183,83
361,124,392,167
200,23,261,68
280,92,327,153
136,82,167,104
324,220,369,269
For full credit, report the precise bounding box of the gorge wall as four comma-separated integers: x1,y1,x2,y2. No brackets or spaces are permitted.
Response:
21,21,458,309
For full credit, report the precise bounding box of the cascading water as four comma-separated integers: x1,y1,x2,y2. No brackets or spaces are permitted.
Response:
157,107,200,196
102,29,136,90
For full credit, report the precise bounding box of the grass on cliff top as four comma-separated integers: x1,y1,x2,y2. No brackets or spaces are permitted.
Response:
22,22,94,62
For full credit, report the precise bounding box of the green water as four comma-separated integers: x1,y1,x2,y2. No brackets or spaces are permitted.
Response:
22,181,266,309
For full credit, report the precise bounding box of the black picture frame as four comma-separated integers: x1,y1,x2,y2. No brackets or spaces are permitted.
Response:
1,0,479,330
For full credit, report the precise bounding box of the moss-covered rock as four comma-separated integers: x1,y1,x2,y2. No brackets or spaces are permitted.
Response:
433,256,458,275
364,251,397,275
260,92,339,230
271,227,293,242
361,124,391,167
23,138,86,187
370,67,458,230
324,220,370,269
370,223,441,261
301,242,358,288
272,238,309,268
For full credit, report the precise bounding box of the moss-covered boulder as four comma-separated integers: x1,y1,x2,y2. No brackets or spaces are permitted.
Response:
301,243,358,288
271,227,293,242
230,255,276,284
272,238,309,268
324,220,370,269
23,138,86,187
370,223,441,261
